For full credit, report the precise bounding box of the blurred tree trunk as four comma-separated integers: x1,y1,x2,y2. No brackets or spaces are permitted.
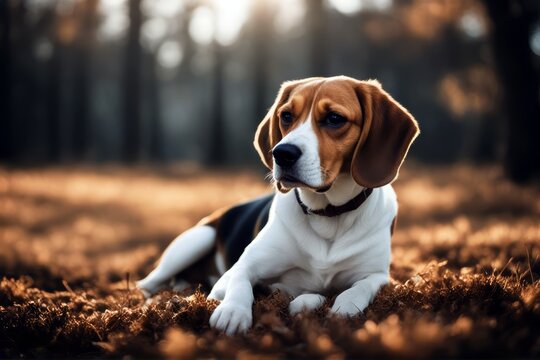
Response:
11,0,37,163
178,1,196,77
72,0,98,161
147,52,163,161
483,0,540,182
207,42,225,165
307,0,328,76
252,1,272,125
0,0,13,162
46,11,62,162
122,0,143,163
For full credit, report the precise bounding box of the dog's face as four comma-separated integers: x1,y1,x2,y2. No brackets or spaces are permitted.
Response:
254,76,419,192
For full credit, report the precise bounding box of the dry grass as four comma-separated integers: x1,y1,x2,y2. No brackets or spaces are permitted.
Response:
0,163,539,359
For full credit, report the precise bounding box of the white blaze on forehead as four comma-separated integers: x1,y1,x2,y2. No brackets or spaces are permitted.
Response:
273,110,324,188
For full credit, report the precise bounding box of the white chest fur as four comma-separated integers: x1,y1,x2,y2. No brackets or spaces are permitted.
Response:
306,209,359,240
265,185,397,297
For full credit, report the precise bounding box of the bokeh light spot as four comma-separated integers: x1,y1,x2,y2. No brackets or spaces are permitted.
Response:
34,38,53,61
328,0,363,15
189,6,215,46
98,0,129,41
530,24,540,56
459,10,486,39
158,40,183,70
329,0,392,15
214,0,251,46
274,0,306,34
142,17,168,51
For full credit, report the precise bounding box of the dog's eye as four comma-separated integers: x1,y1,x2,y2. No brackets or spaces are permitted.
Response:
323,112,347,128
280,111,293,126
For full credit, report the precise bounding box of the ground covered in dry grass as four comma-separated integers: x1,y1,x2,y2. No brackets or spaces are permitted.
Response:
0,164,539,358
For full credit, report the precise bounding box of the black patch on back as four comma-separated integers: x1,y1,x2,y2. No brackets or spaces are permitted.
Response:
217,194,274,267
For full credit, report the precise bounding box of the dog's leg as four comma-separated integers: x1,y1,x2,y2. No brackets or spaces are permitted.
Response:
330,272,388,316
137,225,216,298
209,221,298,335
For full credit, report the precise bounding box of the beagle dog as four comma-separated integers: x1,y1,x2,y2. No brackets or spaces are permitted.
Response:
137,76,419,335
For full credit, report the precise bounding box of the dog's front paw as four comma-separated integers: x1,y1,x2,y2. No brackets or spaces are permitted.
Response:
330,301,361,316
209,302,252,335
289,293,325,315
330,293,367,317
136,278,166,299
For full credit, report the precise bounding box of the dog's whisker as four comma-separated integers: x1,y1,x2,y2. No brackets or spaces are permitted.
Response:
264,171,275,183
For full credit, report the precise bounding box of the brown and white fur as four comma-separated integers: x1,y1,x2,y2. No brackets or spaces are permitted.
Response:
137,76,419,335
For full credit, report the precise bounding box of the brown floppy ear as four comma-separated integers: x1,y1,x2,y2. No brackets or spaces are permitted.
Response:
254,79,310,169
254,117,274,169
351,80,419,188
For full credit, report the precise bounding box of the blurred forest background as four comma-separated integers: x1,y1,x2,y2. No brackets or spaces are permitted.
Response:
1,1,540,357
1,0,540,181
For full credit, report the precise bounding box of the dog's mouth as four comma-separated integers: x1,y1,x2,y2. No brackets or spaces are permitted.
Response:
278,174,332,193
315,184,332,193
278,174,303,188
280,174,301,183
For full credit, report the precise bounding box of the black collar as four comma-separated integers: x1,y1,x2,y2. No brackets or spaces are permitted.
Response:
294,188,373,217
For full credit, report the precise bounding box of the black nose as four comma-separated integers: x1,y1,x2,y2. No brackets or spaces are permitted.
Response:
273,144,302,168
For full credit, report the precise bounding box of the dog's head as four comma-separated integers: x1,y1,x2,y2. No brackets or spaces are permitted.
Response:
254,76,419,192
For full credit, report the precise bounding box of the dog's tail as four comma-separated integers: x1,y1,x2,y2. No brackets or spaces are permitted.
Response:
136,225,216,298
